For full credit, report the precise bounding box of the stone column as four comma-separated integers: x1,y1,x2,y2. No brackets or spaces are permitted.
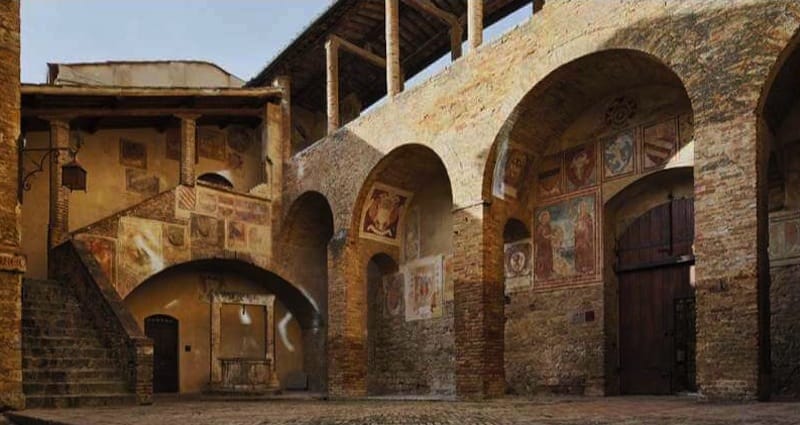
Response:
467,0,483,52
0,0,24,410
385,0,402,97
47,118,70,251
326,230,366,398
325,38,340,135
176,113,199,186
694,114,767,400
453,202,504,399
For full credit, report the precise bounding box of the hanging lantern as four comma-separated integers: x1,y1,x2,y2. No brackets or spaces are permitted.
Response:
61,158,87,192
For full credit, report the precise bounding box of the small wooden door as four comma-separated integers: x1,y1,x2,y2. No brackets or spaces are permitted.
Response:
617,198,696,395
145,315,179,393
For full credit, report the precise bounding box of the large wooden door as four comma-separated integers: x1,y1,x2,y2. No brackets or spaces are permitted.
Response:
145,315,179,393
617,198,696,395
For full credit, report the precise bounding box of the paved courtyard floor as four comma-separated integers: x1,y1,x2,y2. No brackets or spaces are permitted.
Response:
6,396,800,425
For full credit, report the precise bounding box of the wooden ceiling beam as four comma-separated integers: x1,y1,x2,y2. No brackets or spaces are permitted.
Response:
23,107,264,118
329,35,387,68
402,0,463,59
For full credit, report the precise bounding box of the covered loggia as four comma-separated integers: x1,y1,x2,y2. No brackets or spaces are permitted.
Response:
486,49,694,396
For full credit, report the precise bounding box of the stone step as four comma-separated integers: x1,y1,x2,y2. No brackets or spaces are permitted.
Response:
24,346,115,359
22,335,107,348
21,326,99,339
21,393,137,409
23,356,118,370
22,317,96,330
23,368,122,382
22,300,82,310
24,381,129,396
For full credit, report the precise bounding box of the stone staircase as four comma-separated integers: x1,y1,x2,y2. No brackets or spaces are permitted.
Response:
22,278,136,408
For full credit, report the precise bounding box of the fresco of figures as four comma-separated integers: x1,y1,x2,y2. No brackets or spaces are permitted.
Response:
404,255,444,321
769,210,800,267
360,183,412,246
383,272,404,317
533,193,598,287
504,239,532,293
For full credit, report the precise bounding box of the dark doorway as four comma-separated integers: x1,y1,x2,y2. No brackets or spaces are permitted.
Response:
145,315,179,393
617,198,696,395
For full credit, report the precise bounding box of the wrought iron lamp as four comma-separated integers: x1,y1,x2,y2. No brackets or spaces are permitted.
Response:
17,133,88,202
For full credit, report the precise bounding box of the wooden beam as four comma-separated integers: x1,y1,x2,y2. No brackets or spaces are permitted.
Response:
386,0,402,97
21,84,284,99
467,0,483,51
329,35,386,69
326,38,340,134
23,107,264,118
402,0,463,59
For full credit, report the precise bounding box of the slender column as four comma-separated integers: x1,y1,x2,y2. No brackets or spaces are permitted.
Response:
176,113,199,186
385,0,402,97
0,0,24,410
47,119,70,250
265,296,280,388
467,0,483,51
325,39,340,134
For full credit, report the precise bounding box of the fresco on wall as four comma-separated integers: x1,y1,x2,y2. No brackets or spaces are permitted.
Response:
125,168,160,197
175,186,196,219
537,155,562,199
165,127,181,161
360,183,413,246
501,148,529,199
404,205,420,261
227,152,245,175
228,126,255,153
118,217,164,296
404,255,444,321
198,128,227,161
247,224,271,255
75,234,116,284
190,213,221,246
769,211,800,266
225,221,248,252
643,118,678,170
603,130,635,179
198,275,225,303
383,272,404,317
163,224,190,264
504,239,532,293
533,192,598,287
119,138,147,169
565,143,597,191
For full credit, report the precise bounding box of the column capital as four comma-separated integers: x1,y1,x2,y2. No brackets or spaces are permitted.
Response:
174,112,201,121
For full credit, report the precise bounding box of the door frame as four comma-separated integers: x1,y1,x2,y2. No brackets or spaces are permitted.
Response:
144,314,180,393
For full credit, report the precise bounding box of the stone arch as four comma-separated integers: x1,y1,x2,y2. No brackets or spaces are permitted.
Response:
197,172,234,189
277,190,334,392
488,48,694,397
756,22,800,399
331,143,455,397
124,258,322,393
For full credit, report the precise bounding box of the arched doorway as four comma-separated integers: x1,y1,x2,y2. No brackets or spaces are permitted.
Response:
145,314,179,393
616,198,695,394
485,49,694,396
366,253,400,394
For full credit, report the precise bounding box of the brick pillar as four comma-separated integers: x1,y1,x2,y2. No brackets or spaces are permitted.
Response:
385,0,402,97
325,39,340,135
326,230,366,397
0,0,24,410
47,118,70,250
467,0,483,52
453,202,504,399
694,113,767,400
177,114,198,186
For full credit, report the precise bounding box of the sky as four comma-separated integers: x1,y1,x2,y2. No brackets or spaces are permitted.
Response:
21,1,531,86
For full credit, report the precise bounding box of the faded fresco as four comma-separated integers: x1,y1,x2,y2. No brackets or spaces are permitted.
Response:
190,213,221,246
125,168,160,197
227,126,255,153
119,138,147,169
404,255,444,321
500,148,529,199
165,127,181,161
404,205,420,261
769,211,800,267
504,239,532,293
198,128,227,161
163,224,190,264
533,192,598,287
643,118,677,170
75,234,116,284
118,217,164,296
360,183,413,246
383,272,404,317
564,143,597,191
537,155,562,199
603,129,635,179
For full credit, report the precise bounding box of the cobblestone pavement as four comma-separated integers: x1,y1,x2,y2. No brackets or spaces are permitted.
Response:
6,396,800,425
